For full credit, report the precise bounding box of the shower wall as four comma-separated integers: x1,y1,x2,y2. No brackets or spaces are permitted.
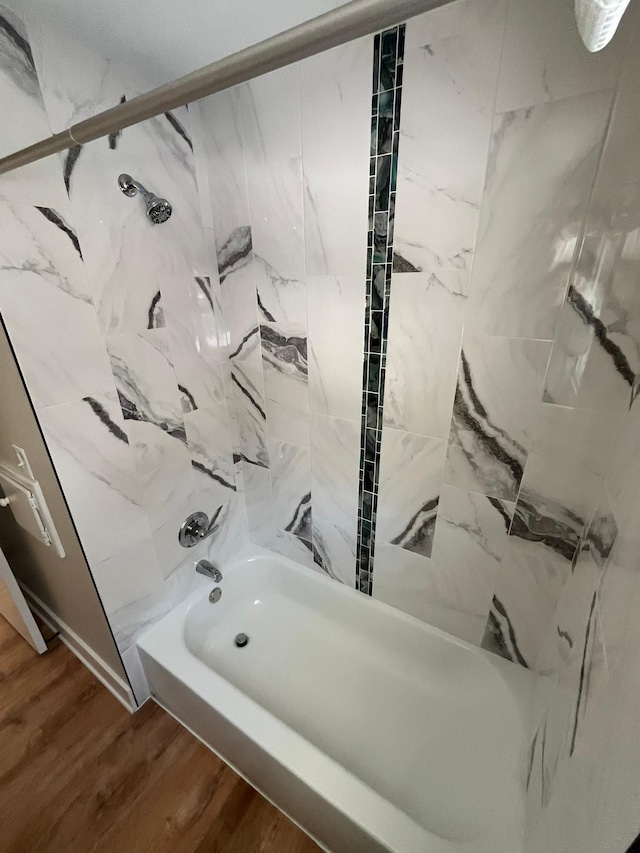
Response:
3,0,640,723
525,14,640,850
191,0,634,659
0,8,245,699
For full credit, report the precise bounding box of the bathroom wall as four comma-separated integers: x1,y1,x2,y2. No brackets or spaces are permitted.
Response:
3,0,638,710
524,9,640,850
191,0,633,657
0,7,245,700
191,29,371,586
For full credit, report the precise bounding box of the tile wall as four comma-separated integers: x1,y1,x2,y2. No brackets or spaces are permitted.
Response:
4,1,640,847
0,7,245,700
3,0,640,736
523,6,640,850
193,31,371,585
193,0,635,664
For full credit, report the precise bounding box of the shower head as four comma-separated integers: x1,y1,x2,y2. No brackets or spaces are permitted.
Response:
117,173,172,224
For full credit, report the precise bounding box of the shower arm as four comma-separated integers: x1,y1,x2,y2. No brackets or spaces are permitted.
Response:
0,0,454,176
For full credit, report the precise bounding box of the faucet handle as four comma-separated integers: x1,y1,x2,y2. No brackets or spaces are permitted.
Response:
178,508,223,548
195,560,223,583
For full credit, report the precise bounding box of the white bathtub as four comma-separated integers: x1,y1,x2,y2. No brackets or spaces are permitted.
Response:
138,546,531,853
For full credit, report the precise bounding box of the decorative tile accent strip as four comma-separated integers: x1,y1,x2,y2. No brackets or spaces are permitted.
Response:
356,24,405,595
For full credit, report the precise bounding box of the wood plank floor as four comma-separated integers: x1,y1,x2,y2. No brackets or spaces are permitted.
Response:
0,615,320,853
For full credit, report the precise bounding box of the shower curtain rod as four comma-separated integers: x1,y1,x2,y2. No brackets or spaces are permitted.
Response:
0,0,452,176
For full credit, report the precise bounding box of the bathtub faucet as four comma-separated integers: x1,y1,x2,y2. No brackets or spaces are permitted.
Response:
195,560,223,583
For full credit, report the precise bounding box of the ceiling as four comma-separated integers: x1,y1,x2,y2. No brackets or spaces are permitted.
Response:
7,0,351,87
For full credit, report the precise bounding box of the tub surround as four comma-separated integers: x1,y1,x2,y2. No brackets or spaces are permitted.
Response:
0,7,244,700
2,0,640,851
523,8,640,848
2,0,639,692
193,0,634,670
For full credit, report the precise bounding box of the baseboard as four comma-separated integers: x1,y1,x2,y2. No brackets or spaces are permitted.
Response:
19,583,137,713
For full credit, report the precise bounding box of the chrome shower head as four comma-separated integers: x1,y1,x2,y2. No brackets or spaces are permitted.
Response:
118,173,172,224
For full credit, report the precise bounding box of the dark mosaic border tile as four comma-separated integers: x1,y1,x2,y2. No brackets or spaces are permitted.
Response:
356,24,406,595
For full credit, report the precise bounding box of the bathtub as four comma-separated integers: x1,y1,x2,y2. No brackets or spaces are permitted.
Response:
138,546,531,853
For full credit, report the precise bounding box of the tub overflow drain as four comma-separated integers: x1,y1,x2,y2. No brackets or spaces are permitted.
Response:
235,633,249,648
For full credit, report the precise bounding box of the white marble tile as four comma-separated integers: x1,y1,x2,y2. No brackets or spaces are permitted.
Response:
416,484,515,644
247,155,305,283
311,515,356,587
27,11,138,132
393,13,504,276
106,329,185,439
310,414,359,585
372,541,488,643
191,272,229,356
371,541,431,622
483,539,570,669
243,462,275,548
0,201,115,407
111,564,191,656
107,330,196,567
444,335,551,501
37,392,144,549
383,272,466,438
189,106,215,232
597,19,640,186
196,87,250,258
527,519,611,797
509,451,601,565
307,275,365,421
164,274,228,373
144,458,202,580
273,529,317,571
495,0,624,114
597,520,637,681
221,249,257,349
405,0,506,49
376,428,446,558
63,104,205,335
300,38,370,276
531,403,620,477
254,256,306,329
268,439,312,541
0,6,69,208
201,492,248,566
184,406,236,493
231,345,269,469
605,396,640,534
465,91,612,339
265,397,310,447
84,519,161,617
260,319,308,413
543,183,640,413
163,277,229,423
239,65,302,165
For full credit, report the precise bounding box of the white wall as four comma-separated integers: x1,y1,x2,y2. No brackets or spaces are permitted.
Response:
8,0,351,87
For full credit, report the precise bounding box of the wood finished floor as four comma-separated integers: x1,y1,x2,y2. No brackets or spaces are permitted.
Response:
0,615,320,853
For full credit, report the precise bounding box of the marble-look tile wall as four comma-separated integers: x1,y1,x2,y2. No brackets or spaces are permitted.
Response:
193,34,370,585
522,6,640,850
189,0,636,667
3,0,639,722
375,0,628,655
0,8,245,700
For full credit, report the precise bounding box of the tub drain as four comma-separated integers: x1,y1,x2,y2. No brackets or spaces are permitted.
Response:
235,633,249,648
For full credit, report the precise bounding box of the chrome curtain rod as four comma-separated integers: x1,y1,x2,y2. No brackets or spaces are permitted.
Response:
0,0,452,176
